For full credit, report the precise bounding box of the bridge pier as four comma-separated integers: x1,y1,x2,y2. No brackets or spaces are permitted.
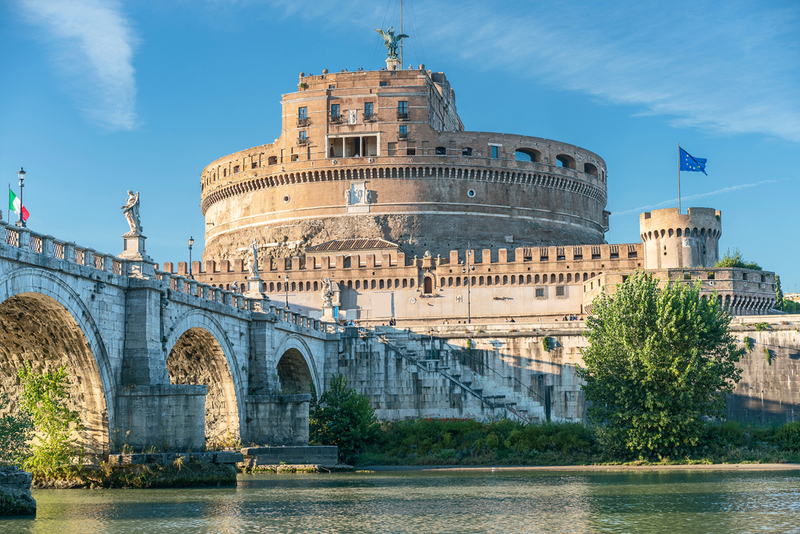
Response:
115,385,207,451
246,394,310,446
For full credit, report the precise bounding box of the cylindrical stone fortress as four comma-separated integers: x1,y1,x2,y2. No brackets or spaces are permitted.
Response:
200,68,609,262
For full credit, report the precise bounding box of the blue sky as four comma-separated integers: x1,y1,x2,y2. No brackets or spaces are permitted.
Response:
1,0,799,292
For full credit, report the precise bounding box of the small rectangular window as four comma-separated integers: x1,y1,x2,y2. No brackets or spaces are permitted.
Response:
328,84,336,89
399,124,408,137
299,131,307,140
364,102,374,116
397,101,408,119
330,104,340,118
298,107,307,119
535,288,545,298
380,81,388,87
491,146,499,158
556,286,565,297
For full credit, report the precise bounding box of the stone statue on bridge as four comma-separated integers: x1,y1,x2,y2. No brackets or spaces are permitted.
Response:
247,239,260,279
321,278,333,306
121,190,142,236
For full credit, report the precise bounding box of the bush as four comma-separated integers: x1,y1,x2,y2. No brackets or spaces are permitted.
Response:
18,363,84,477
309,374,379,465
0,394,33,467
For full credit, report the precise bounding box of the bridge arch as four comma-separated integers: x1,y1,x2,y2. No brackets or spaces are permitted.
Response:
165,310,244,448
0,269,113,456
274,335,320,395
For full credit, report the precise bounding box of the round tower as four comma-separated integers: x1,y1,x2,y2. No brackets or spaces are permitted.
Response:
640,207,722,270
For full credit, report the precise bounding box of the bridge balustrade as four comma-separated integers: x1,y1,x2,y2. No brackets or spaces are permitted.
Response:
2,220,328,332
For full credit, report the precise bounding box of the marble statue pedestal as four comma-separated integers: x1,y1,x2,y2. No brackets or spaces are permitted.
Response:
386,58,401,71
119,234,155,278
321,304,337,322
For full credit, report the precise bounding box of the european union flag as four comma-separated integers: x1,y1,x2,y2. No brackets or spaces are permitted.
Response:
679,147,707,175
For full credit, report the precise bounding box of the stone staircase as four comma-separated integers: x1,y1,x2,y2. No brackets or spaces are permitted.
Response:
375,334,545,422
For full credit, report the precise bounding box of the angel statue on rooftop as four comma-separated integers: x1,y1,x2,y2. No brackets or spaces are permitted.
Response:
375,27,408,60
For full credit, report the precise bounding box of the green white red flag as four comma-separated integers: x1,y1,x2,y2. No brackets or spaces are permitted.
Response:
9,188,29,222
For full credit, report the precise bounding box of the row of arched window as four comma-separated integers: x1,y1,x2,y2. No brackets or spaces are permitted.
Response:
210,272,600,294
641,227,720,241
201,163,607,213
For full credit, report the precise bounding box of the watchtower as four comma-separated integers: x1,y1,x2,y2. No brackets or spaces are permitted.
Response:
640,207,722,270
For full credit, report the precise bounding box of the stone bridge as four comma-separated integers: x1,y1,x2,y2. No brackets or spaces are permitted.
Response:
0,219,338,456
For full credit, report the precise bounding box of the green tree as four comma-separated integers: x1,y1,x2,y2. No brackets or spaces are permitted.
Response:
714,248,761,270
774,275,799,314
309,374,378,465
577,272,743,458
0,393,33,467
18,363,84,476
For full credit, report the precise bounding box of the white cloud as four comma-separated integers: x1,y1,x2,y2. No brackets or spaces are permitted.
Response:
19,0,138,130
321,0,800,144
611,179,788,217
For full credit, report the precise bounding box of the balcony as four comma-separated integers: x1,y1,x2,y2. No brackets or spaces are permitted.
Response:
396,112,408,121
398,132,408,139
330,115,343,124
297,117,311,127
364,113,377,122
297,136,310,146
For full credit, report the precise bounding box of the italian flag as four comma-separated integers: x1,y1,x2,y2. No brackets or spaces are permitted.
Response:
9,188,29,222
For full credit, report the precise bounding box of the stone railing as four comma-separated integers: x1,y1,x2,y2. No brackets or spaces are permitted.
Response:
1,222,124,276
1,220,326,332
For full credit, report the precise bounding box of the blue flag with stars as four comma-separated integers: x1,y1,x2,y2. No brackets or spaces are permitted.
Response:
679,147,707,175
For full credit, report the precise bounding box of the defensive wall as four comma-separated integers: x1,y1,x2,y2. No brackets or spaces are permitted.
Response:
0,219,338,457
332,317,800,425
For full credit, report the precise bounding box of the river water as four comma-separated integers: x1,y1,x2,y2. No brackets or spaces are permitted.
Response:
5,469,800,533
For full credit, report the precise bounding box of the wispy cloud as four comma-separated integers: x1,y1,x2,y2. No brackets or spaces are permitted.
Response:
611,179,788,217
299,0,800,144
18,0,138,130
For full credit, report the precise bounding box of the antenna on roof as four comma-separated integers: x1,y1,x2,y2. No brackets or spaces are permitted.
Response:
400,0,404,67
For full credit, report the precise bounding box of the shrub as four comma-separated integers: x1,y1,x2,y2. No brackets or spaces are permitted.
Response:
309,374,379,465
18,363,84,477
0,394,33,467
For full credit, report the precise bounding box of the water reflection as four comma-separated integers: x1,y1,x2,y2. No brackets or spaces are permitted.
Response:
6,470,800,534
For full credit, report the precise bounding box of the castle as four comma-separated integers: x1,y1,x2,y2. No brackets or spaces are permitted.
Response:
179,52,776,323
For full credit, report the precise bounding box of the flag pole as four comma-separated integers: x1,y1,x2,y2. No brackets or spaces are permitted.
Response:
677,142,682,214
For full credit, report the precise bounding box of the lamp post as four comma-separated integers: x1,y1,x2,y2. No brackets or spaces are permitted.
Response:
15,167,26,228
461,248,474,324
284,274,290,310
188,236,194,279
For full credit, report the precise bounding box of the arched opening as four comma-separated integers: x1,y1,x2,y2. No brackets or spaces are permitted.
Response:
462,147,473,157
515,148,540,162
276,348,313,394
435,146,446,155
583,163,598,176
556,154,576,169
167,328,239,448
0,293,108,456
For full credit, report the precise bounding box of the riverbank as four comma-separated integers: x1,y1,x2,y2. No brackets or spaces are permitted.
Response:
351,419,800,467
360,462,800,472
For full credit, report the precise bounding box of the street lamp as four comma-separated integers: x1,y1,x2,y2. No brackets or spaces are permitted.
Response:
188,236,194,279
15,167,26,228
460,248,475,324
284,274,290,309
